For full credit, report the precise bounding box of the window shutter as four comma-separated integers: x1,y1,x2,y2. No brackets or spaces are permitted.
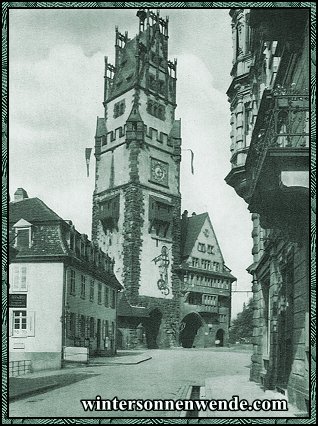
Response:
67,269,71,294
13,266,19,290
102,320,106,340
21,266,27,290
66,313,71,338
85,316,89,339
28,311,35,336
9,311,13,337
75,314,80,338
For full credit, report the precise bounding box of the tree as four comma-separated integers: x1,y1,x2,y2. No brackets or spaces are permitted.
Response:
229,298,254,344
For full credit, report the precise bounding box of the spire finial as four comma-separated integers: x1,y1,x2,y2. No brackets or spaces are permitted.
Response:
137,8,147,33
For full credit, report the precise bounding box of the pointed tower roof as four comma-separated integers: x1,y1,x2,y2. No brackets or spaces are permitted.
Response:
169,119,181,139
95,117,107,137
127,106,143,122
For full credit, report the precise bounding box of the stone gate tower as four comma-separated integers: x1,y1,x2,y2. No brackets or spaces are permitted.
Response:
92,9,182,348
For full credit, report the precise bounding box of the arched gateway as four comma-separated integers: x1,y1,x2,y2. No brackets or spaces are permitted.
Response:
179,312,204,348
215,328,225,347
144,308,163,349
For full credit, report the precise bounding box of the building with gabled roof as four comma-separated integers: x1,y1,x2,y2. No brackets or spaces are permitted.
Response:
9,188,122,373
177,211,236,348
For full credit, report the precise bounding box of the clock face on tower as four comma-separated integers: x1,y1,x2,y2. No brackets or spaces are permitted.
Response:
150,158,169,186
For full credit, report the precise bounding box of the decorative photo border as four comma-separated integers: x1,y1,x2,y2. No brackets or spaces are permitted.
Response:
2,2,316,424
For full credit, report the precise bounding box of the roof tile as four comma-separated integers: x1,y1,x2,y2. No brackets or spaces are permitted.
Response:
9,198,63,224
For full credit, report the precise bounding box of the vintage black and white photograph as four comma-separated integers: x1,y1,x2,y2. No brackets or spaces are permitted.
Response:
6,3,312,421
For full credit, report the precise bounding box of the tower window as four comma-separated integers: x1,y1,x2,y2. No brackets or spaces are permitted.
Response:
158,80,165,94
114,100,125,118
147,100,166,121
149,75,156,90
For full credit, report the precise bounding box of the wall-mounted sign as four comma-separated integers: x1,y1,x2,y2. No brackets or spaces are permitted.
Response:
152,246,170,296
9,294,27,308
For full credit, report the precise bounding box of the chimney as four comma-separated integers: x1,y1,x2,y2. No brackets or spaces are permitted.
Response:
192,212,196,216
14,188,29,202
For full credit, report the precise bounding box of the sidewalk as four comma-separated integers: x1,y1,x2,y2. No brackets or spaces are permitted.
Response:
201,374,300,418
89,350,152,366
9,350,152,401
9,371,100,401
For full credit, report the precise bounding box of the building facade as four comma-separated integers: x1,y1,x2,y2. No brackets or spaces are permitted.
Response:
178,211,236,348
225,9,310,413
92,10,182,348
9,189,122,373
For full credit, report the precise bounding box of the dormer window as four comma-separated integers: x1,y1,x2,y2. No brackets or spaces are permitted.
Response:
13,219,32,249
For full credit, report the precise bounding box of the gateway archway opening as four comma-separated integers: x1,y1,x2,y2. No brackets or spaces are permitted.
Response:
215,328,225,347
179,313,203,348
145,308,163,349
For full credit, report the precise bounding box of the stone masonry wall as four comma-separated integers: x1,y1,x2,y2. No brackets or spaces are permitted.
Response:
138,295,180,348
122,140,144,305
250,233,309,413
288,241,309,412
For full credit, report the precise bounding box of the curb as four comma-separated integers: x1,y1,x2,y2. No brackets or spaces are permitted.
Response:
9,382,59,402
89,356,152,366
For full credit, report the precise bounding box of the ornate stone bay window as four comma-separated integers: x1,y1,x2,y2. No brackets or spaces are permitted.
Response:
244,86,309,238
226,8,310,242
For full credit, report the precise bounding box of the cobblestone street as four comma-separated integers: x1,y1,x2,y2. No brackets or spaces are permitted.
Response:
8,347,296,419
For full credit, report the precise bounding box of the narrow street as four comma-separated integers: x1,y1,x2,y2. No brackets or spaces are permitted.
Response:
9,347,295,418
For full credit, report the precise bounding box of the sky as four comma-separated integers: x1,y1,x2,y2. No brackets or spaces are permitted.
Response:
9,7,253,318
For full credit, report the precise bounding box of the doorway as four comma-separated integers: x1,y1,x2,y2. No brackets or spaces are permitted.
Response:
215,328,225,347
179,313,203,348
144,308,163,349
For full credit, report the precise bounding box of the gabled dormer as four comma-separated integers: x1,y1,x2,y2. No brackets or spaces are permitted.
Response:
13,218,32,250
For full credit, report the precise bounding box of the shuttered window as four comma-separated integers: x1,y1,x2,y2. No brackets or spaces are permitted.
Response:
12,265,27,291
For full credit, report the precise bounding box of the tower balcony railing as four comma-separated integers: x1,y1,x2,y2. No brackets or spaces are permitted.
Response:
198,305,219,314
181,282,230,297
